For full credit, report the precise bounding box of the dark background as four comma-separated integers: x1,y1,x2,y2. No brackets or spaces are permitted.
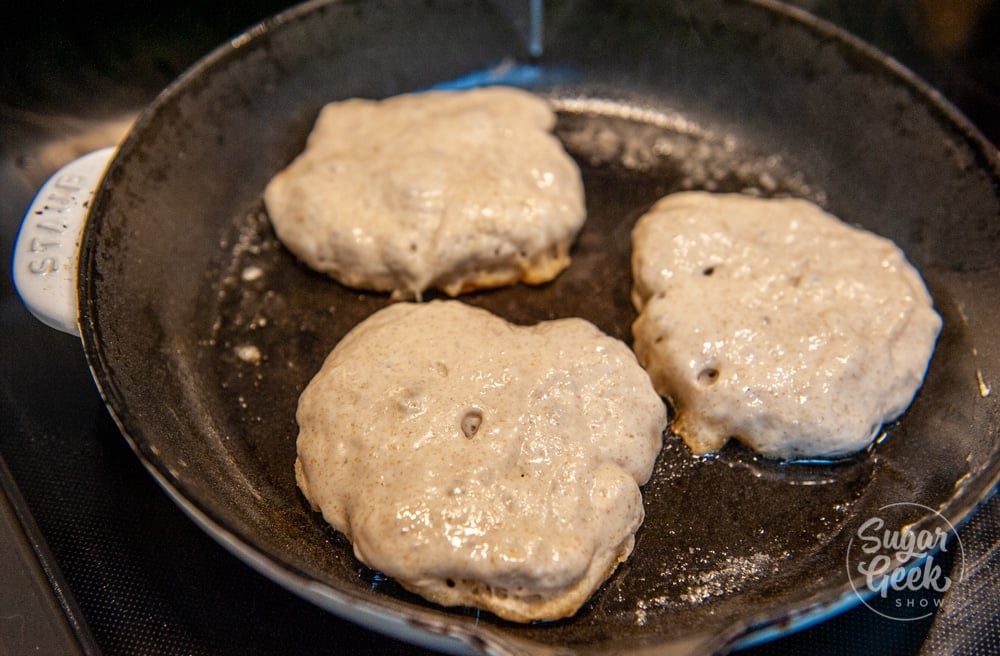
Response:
2,1,998,654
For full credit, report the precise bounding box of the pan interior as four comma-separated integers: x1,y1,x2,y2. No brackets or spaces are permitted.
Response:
196,100,981,648
79,0,1000,653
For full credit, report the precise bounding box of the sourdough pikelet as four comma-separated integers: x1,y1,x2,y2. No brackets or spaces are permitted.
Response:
264,87,586,300
295,301,665,622
631,192,941,460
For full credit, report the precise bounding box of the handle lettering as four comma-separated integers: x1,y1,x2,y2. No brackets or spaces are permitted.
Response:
28,257,58,275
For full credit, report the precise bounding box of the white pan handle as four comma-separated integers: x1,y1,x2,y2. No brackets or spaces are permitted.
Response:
11,147,116,337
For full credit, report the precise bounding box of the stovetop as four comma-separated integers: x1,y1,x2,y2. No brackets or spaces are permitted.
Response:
2,1,998,655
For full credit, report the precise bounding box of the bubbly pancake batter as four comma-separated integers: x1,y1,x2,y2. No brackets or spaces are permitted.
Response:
295,301,666,621
264,87,586,299
631,192,942,460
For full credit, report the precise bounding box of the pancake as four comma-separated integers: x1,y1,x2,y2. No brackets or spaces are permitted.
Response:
294,300,666,621
264,87,586,300
631,191,942,460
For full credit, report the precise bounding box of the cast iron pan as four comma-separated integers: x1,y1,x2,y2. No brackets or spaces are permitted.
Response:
48,0,1000,653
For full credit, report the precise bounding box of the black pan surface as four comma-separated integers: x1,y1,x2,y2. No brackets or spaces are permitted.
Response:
77,1,1000,654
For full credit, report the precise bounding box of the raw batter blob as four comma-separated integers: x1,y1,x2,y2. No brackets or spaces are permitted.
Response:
295,301,665,622
264,87,586,299
631,191,942,460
